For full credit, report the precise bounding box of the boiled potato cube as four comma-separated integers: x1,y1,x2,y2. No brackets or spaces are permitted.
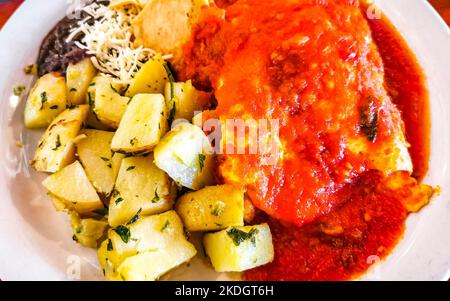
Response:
111,94,167,153
70,211,108,248
99,211,196,280
76,129,124,196
203,224,274,272
86,78,112,130
48,193,68,212
42,161,104,215
117,243,196,281
154,122,215,190
165,80,210,122
32,105,89,173
66,58,97,105
91,76,130,128
108,155,173,227
176,184,244,231
98,239,123,281
24,72,67,128
125,54,168,97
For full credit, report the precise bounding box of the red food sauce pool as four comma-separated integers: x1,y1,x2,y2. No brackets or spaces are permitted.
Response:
180,1,429,280
367,15,430,181
244,14,429,281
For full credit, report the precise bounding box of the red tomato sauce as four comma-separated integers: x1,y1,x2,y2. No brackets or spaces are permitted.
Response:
246,170,408,280
366,16,430,181
179,0,429,280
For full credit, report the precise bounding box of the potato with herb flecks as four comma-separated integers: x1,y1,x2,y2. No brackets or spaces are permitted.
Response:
203,224,274,272
108,155,173,227
154,122,215,190
125,54,168,97
42,161,104,215
165,80,209,122
24,72,67,129
91,76,130,129
76,129,124,196
69,211,108,248
66,58,97,105
32,105,89,173
98,211,196,280
111,93,167,154
176,184,244,231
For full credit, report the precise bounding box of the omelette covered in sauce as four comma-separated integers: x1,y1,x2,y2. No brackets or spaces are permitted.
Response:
178,0,433,280
181,0,416,225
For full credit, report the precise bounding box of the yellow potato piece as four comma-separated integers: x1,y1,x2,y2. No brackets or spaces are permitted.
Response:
76,129,124,196
99,211,196,281
42,161,104,215
154,122,215,190
125,54,168,97
70,211,108,248
176,184,244,232
66,58,97,105
24,72,67,129
32,105,89,173
108,156,173,227
111,93,167,153
165,80,209,122
91,76,130,129
203,224,274,272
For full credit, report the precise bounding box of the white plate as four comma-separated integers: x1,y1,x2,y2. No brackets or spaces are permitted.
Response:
0,0,449,281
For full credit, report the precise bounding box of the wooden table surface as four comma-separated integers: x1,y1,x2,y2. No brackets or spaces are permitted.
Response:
0,0,450,29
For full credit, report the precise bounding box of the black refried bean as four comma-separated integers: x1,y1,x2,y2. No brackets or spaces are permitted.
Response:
37,16,87,77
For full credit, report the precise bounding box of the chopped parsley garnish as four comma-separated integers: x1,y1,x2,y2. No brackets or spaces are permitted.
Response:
111,188,120,198
75,226,83,234
113,225,131,243
13,85,26,96
164,63,176,124
110,84,118,93
127,208,142,225
130,137,138,146
227,227,259,246
40,91,48,109
72,235,78,242
23,64,37,75
115,197,124,205
198,154,206,171
161,220,170,232
107,239,113,251
70,88,77,92
360,96,379,142
151,190,160,203
211,202,225,217
168,103,176,125
126,166,136,171
93,207,108,216
100,157,110,162
52,135,61,150
122,84,130,95
50,105,59,110
88,92,94,107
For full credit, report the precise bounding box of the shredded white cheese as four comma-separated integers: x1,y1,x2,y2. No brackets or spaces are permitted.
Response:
66,2,172,84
